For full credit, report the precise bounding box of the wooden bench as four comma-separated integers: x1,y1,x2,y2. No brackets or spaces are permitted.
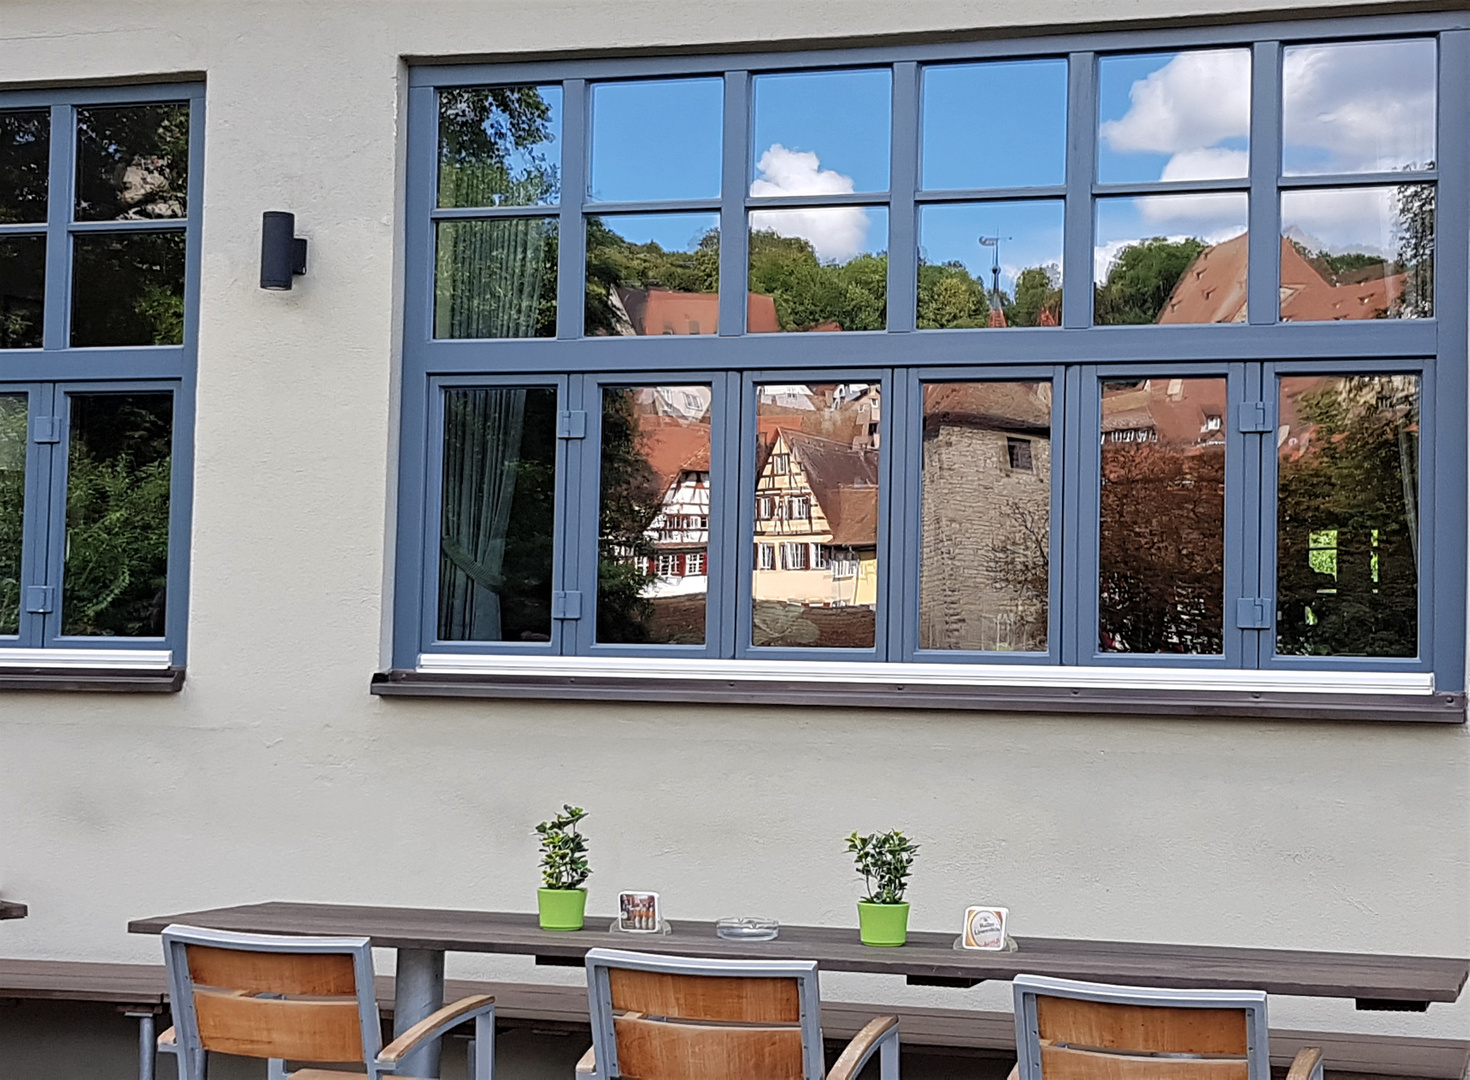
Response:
1,959,1466,1080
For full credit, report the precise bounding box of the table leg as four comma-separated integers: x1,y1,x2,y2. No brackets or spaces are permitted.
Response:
394,948,446,1079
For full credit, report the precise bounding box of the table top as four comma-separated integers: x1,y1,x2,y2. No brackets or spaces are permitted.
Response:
128,901,1468,1009
0,900,27,921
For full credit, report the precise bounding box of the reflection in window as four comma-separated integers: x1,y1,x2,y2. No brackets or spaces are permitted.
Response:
1283,39,1436,176
590,79,723,202
62,393,172,638
920,382,1051,652
598,385,712,645
437,85,562,208
0,235,45,348
923,60,1067,190
1276,375,1418,657
1098,50,1250,184
585,214,718,336
918,201,1062,328
1280,186,1433,321
75,104,189,221
1,111,49,223
1099,378,1226,654
71,231,186,346
0,394,25,635
435,218,557,338
439,387,558,643
1095,194,1248,324
752,69,891,196
748,208,887,332
753,383,881,648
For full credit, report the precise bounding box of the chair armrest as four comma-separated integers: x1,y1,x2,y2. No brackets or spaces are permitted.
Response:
575,1045,596,1076
1005,1066,1019,1080
378,994,496,1066
157,1026,177,1055
828,1016,899,1080
1287,1046,1324,1080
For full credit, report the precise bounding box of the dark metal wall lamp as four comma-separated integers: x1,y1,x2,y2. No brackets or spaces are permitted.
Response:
260,211,308,289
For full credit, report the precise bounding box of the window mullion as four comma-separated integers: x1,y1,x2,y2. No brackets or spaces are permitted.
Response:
715,370,743,657
1057,364,1089,664
42,105,71,351
1247,41,1282,325
886,62,919,334
718,71,749,336
1061,53,1095,329
556,79,588,340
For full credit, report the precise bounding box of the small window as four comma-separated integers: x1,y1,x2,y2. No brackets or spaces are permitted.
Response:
1007,437,1034,471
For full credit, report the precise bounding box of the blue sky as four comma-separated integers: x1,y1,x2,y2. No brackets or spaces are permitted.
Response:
922,59,1066,190
920,201,1062,295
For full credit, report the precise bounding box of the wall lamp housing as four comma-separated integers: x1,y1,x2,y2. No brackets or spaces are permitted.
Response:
260,211,308,290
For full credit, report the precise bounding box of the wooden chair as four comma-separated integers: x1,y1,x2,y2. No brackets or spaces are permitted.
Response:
159,923,496,1080
576,947,899,1080
1010,974,1324,1080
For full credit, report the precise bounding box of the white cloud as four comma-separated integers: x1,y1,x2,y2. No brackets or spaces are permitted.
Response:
1101,50,1250,158
749,144,871,262
1160,148,1251,182
1282,186,1398,256
1136,191,1247,235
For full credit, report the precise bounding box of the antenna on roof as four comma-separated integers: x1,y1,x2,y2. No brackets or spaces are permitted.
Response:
978,234,1011,312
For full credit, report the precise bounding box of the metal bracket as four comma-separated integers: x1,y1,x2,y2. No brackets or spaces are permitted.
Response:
1235,401,1274,433
1235,597,1272,629
557,410,587,439
25,585,54,613
31,416,60,444
552,591,583,620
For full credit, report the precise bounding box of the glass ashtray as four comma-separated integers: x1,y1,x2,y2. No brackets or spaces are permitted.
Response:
716,917,780,941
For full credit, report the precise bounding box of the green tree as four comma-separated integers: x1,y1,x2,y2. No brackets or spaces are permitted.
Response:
917,261,990,328
1095,237,1205,325
747,230,887,331
1007,265,1062,327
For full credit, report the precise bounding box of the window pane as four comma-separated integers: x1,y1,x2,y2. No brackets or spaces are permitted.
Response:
75,103,189,221
589,79,722,202
753,382,880,649
438,85,562,208
1098,50,1249,184
918,201,1062,328
0,394,25,636
585,214,718,336
1280,186,1433,321
1099,378,1226,654
0,110,49,224
920,382,1051,651
922,60,1067,190
748,207,887,332
434,218,557,339
598,385,712,645
752,69,891,196
71,231,186,346
1283,39,1435,176
62,393,172,638
0,235,45,348
1276,375,1419,658
438,387,558,643
1094,194,1248,324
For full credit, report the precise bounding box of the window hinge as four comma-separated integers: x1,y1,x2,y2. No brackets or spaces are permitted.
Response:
31,416,60,444
1235,597,1272,629
1235,401,1274,433
25,585,54,614
552,591,583,620
557,411,587,439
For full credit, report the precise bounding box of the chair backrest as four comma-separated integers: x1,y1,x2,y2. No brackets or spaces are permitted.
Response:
585,948,826,1080
162,923,382,1073
1013,975,1271,1080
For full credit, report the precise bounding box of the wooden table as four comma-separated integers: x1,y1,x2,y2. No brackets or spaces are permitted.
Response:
129,902,1470,1079
0,900,26,920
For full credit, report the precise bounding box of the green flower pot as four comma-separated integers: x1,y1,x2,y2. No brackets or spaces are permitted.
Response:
537,888,587,931
857,901,910,946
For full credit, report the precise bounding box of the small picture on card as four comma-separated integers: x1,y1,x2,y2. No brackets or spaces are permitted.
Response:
962,906,1009,950
618,891,661,933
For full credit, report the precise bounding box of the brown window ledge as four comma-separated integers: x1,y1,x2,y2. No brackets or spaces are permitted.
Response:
0,667,184,692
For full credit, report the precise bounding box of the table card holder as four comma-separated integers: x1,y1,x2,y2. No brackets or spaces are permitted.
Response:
612,891,669,934
954,906,1016,951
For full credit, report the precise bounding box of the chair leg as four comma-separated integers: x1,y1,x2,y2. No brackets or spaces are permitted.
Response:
268,1058,288,1080
125,1011,156,1080
879,1029,899,1080
471,1008,496,1080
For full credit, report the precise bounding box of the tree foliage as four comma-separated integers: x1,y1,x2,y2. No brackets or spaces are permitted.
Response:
1094,237,1205,325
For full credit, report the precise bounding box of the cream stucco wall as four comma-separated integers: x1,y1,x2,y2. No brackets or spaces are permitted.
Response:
0,0,1465,1052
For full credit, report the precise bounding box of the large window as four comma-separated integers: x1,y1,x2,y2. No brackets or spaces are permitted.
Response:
396,18,1464,693
0,85,199,666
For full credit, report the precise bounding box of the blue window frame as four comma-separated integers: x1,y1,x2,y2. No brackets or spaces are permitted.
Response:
0,83,201,666
396,14,1467,692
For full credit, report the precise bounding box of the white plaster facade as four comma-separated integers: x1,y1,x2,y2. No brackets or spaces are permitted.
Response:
0,0,1465,1056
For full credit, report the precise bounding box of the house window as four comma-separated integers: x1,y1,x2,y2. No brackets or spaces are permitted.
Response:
657,554,680,577
397,21,1462,690
686,551,706,575
0,87,201,667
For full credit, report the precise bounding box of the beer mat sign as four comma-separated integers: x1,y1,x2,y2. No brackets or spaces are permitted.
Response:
961,906,1010,950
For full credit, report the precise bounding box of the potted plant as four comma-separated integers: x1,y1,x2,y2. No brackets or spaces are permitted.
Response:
846,829,919,947
535,805,591,931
